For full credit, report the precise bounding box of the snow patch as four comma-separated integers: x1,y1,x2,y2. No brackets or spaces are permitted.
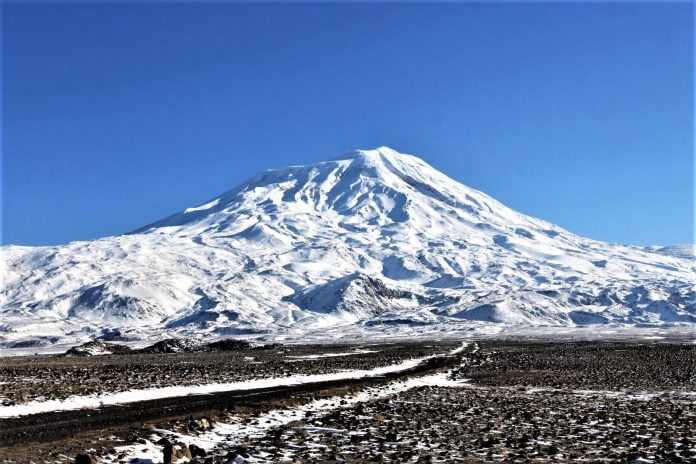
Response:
0,354,438,418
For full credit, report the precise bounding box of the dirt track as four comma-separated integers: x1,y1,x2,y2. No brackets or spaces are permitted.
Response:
0,352,458,446
0,342,452,405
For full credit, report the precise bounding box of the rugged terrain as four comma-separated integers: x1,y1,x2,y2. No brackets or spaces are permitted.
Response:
1,338,694,463
1,147,695,347
0,341,449,406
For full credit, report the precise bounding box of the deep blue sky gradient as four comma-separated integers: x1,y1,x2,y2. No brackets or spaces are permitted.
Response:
2,2,693,246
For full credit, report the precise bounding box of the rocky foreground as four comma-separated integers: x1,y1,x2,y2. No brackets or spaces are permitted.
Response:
0,340,449,406
224,341,694,463
230,382,694,463
0,338,694,463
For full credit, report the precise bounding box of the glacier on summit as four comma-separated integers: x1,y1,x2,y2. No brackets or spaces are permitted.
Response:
1,147,695,346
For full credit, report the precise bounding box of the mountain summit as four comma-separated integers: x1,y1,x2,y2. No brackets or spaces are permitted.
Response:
137,146,520,234
2,147,695,346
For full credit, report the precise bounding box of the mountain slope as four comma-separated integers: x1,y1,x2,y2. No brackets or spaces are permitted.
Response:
2,147,695,346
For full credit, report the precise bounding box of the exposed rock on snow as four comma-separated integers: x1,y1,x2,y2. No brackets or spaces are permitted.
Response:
66,340,131,356
1,147,695,345
138,338,204,354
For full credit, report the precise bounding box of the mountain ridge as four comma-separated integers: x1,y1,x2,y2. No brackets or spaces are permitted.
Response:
1,147,695,347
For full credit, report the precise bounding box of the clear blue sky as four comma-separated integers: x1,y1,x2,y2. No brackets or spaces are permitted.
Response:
2,2,693,247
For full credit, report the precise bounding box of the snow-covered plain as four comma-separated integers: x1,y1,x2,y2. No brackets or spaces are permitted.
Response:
1,147,695,347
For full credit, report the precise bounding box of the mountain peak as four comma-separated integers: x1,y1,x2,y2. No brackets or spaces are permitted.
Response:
155,144,530,238
331,147,432,171
333,146,403,161
2,147,695,345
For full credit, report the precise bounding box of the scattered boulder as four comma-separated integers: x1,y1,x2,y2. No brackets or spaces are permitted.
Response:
162,439,173,463
176,442,193,460
74,453,98,464
163,440,192,463
189,443,207,458
190,417,213,432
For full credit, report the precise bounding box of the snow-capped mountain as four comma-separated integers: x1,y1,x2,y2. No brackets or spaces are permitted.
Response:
2,147,695,346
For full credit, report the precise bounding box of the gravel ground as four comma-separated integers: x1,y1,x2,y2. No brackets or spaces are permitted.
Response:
0,341,453,405
1,339,695,463
228,384,694,463
181,340,696,464
457,340,696,391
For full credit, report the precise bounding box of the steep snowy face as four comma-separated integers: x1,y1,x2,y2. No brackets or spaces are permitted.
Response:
1,147,695,346
135,146,572,269
138,147,532,238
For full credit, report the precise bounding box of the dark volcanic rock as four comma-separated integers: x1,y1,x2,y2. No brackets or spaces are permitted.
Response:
66,341,131,356
139,338,204,354
189,443,207,458
204,339,252,352
139,338,250,354
74,453,98,464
